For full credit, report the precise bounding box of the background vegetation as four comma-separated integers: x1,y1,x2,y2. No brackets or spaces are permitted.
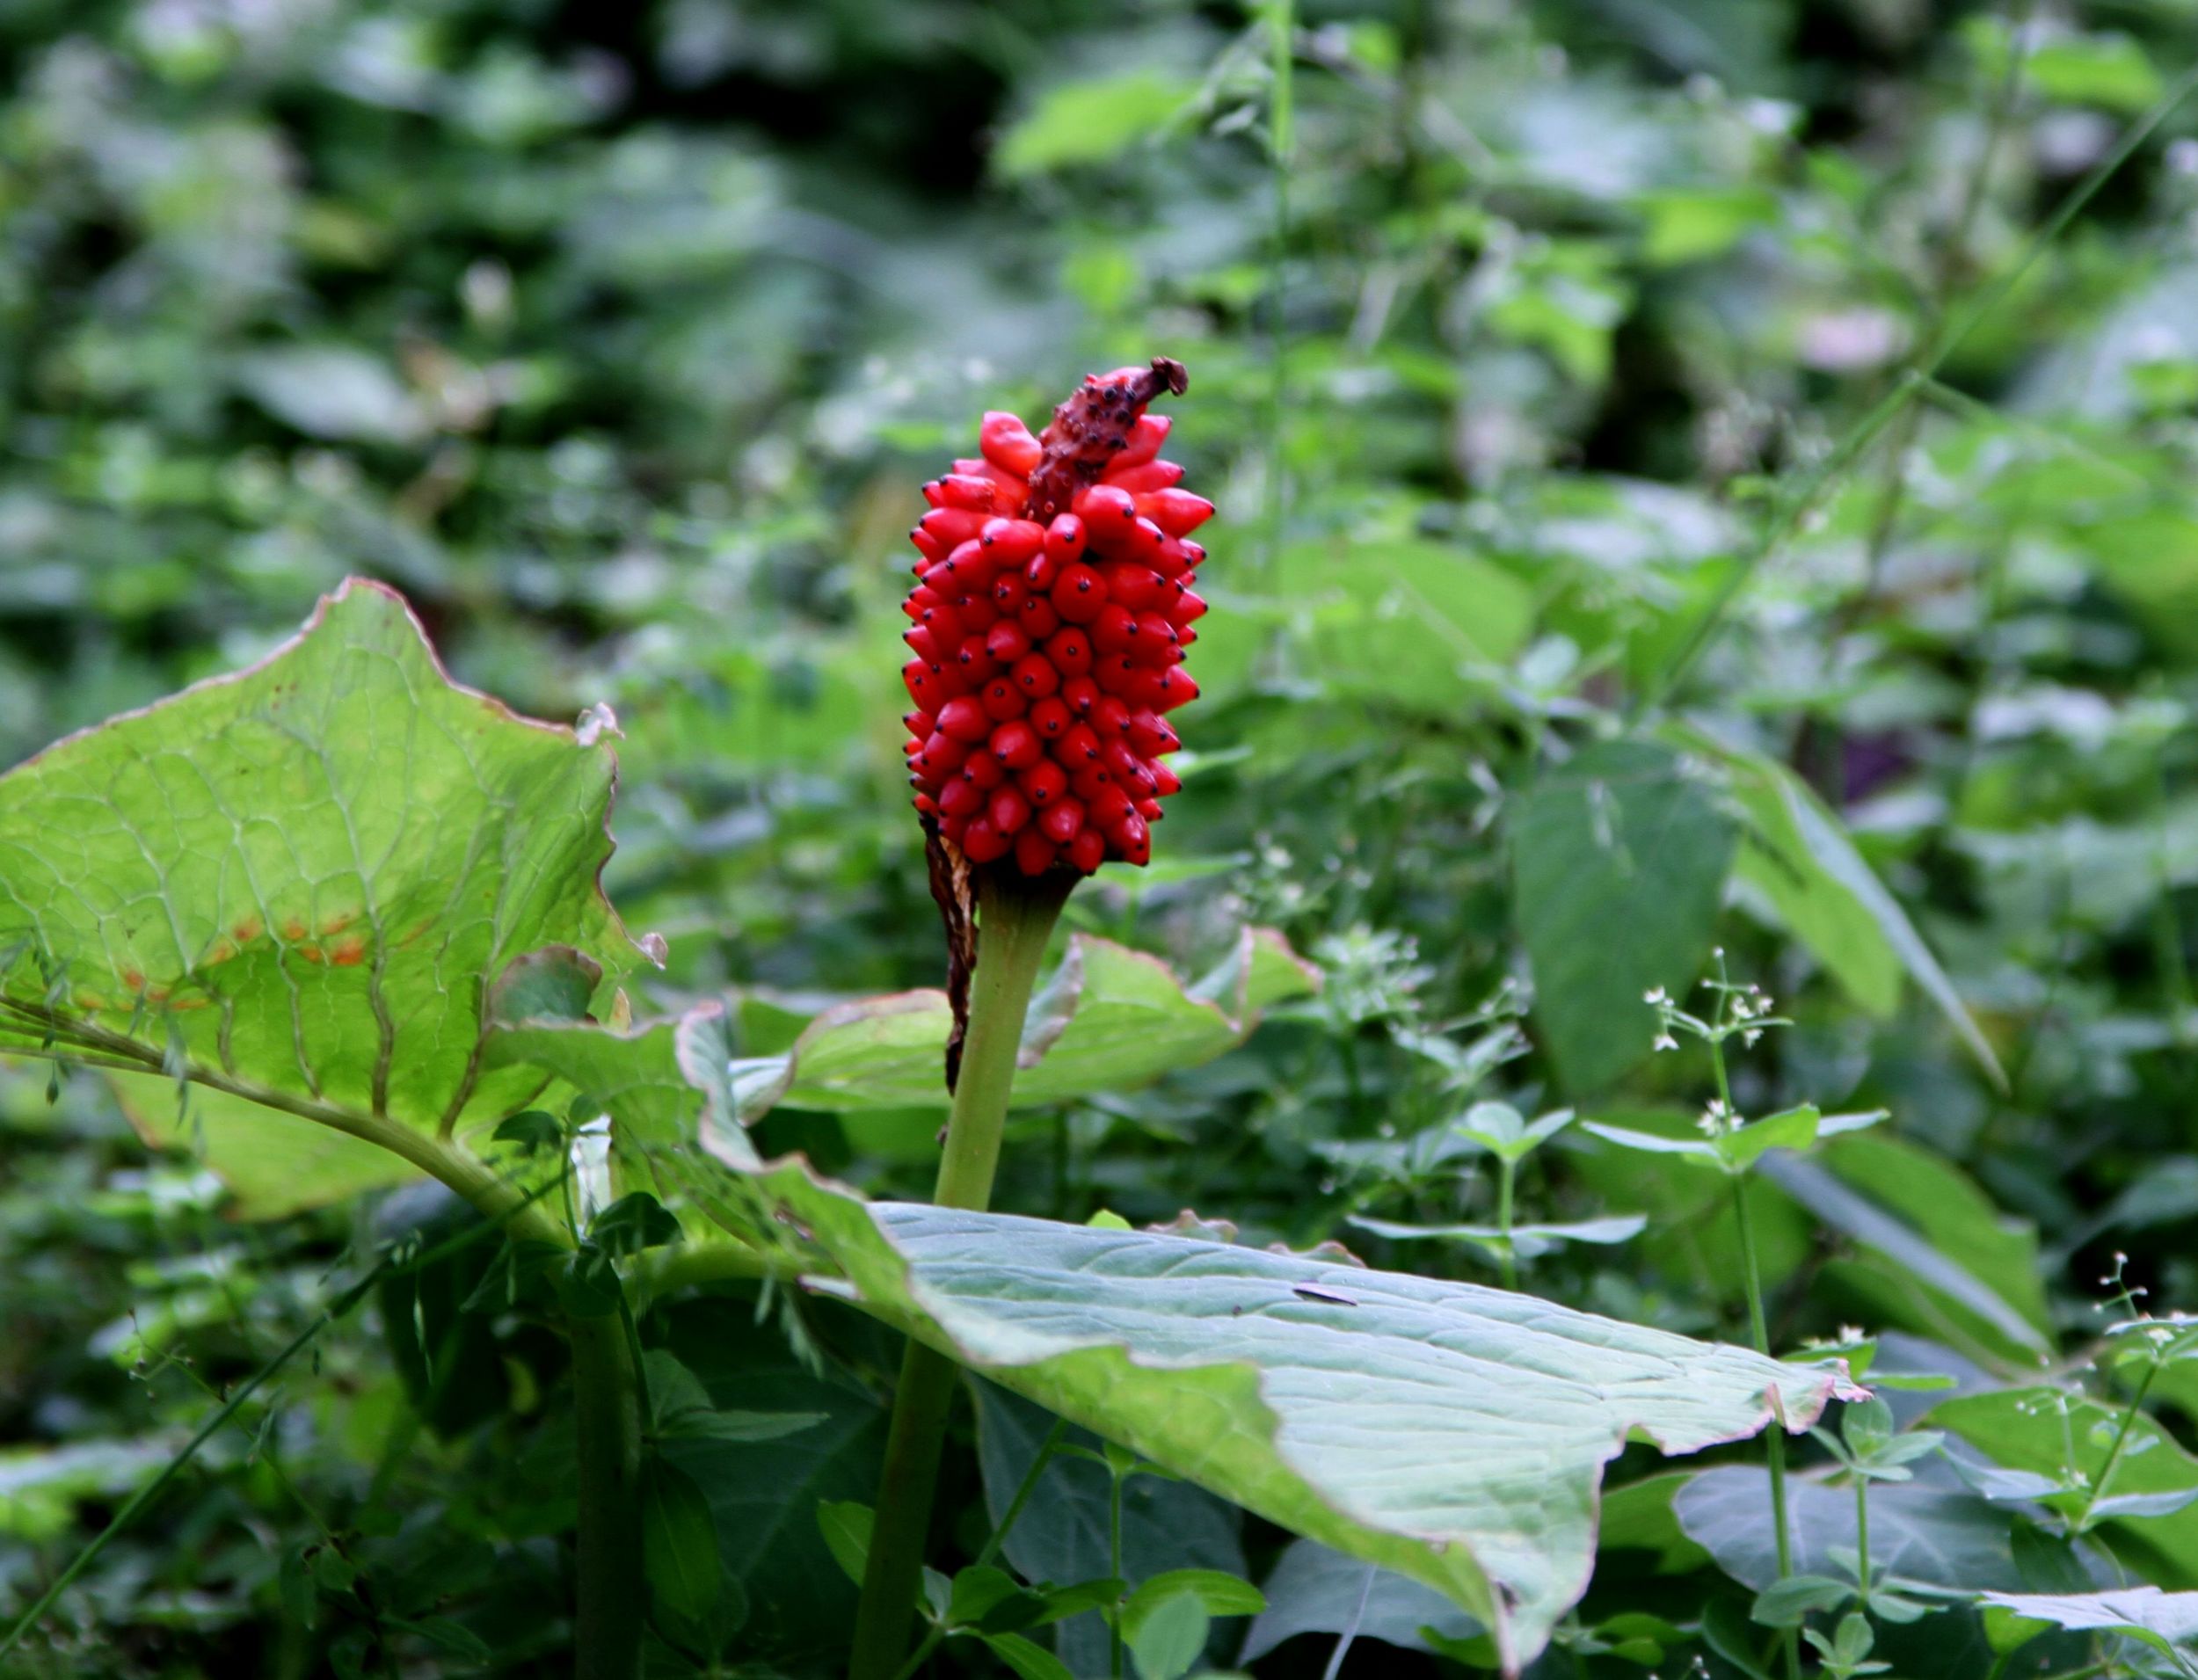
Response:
6,0,2198,1675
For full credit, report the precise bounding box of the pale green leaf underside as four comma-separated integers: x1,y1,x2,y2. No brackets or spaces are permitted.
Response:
726,1160,1858,1671
0,578,657,1201
727,927,1317,1118
1981,1588,2198,1655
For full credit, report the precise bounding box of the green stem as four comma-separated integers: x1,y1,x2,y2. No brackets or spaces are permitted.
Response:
848,870,1074,1680
1855,1468,1872,1605
1730,1168,1800,1680
2072,1356,2160,1533
884,1419,1072,1680
571,1311,646,1680
0,1182,556,1665
1110,1459,1129,1680
1496,1156,1518,1291
1263,0,1294,584
0,996,644,1680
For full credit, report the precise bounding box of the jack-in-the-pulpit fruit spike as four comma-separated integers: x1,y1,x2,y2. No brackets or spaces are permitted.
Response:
901,357,1206,877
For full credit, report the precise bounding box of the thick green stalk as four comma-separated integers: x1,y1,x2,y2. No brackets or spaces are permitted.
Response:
571,1309,646,1680
848,870,1074,1680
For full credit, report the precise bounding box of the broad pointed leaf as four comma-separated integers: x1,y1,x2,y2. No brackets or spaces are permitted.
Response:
0,578,659,1211
1667,724,2004,1087
1512,739,1736,1093
715,1160,1859,1670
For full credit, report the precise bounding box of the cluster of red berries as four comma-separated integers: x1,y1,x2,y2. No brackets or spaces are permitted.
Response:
901,360,1208,876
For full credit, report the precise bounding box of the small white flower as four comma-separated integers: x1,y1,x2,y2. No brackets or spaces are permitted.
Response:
1653,1033,1678,1052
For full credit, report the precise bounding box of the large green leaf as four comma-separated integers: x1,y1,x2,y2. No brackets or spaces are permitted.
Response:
974,1381,1245,1674
1513,739,1736,1092
1270,535,1536,712
1668,725,2003,1085
724,927,1317,1118
1981,1588,2198,1660
703,1159,1857,1670
1769,1135,2053,1367
1934,1387,2198,1585
0,578,658,1208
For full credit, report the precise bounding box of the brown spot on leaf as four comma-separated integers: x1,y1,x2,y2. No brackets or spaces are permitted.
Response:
329,935,368,967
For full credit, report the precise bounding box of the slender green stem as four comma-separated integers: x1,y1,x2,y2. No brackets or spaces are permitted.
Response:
883,1419,1072,1680
2072,1357,2161,1533
1263,0,1294,582
1730,1175,1800,1680
0,993,644,1680
0,1184,554,1664
848,870,1074,1680
1854,1468,1872,1605
1634,55,2198,717
1110,1458,1129,1680
571,1309,646,1680
1495,1156,1518,1291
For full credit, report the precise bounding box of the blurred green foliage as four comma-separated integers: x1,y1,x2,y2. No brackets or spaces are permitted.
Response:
8,0,2198,1673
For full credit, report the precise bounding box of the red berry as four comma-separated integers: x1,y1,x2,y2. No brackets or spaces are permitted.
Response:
962,751,1005,790
1104,460,1183,494
1020,760,1067,807
1046,629,1093,678
991,787,1031,834
981,678,1026,722
1052,564,1106,624
980,413,1043,476
1088,783,1132,829
1139,490,1214,536
963,818,1010,863
1128,710,1177,756
937,697,990,743
1114,413,1170,469
1066,827,1108,873
979,515,1044,563
991,720,1043,771
1061,675,1100,716
1041,798,1085,844
1152,667,1198,711
1029,696,1072,738
938,473,996,512
1112,811,1151,865
1014,830,1058,876
1045,513,1087,567
986,622,1032,665
1075,484,1138,542
1010,652,1060,699
1092,604,1137,654
1017,597,1060,638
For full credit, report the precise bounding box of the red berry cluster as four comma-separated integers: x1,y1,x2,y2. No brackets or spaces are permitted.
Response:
901,359,1209,876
